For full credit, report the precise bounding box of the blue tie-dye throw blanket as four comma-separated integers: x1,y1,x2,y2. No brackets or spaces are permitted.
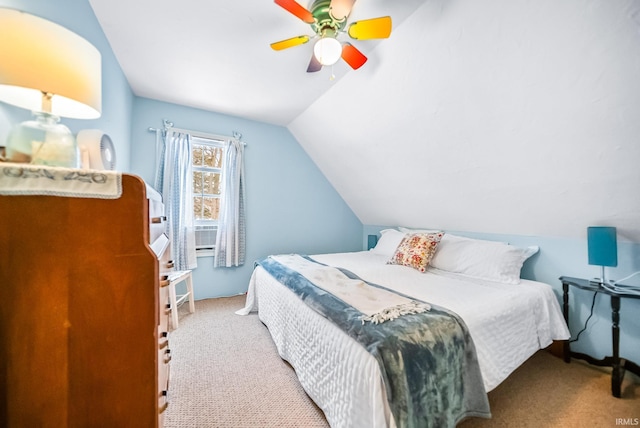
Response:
257,255,491,428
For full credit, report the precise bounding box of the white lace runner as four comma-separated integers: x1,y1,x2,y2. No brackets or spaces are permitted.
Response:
0,162,122,199
271,254,431,324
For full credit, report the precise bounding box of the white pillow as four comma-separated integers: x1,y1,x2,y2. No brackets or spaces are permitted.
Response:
370,229,406,257
430,234,539,284
398,226,442,234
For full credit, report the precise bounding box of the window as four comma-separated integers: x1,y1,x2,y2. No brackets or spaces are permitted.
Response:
191,135,226,255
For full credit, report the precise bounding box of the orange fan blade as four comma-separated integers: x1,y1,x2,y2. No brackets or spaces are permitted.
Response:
307,54,322,73
348,16,392,40
341,43,367,70
274,0,315,24
329,0,356,21
270,35,310,51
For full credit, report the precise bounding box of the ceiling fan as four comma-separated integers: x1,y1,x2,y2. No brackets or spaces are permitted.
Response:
271,0,392,72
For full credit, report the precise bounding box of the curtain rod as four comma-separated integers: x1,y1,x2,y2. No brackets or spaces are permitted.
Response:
148,119,246,145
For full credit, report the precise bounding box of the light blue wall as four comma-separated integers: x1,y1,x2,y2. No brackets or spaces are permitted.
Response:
364,225,640,370
0,0,133,171
131,97,363,299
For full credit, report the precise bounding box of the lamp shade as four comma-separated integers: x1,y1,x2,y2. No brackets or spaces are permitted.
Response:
0,8,101,119
367,234,378,250
314,37,343,66
587,226,618,267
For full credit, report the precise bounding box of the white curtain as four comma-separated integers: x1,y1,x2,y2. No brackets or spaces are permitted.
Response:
155,130,197,271
214,138,245,267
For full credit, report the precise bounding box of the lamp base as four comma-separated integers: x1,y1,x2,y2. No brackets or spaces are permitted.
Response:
5,112,79,168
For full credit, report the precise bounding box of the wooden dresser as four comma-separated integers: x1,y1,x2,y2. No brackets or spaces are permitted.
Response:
0,173,171,427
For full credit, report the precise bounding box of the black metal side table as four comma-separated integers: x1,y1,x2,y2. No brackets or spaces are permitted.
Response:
560,276,640,398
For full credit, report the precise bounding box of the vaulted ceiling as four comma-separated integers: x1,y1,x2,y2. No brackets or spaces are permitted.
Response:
89,0,640,242
88,0,424,126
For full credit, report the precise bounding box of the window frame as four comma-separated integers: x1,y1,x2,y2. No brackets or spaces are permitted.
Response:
189,131,230,257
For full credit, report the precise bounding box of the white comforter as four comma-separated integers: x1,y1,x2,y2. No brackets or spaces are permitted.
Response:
238,251,570,428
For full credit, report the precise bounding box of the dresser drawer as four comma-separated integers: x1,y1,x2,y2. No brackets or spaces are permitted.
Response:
158,325,170,425
149,198,166,245
157,237,172,425
147,183,172,427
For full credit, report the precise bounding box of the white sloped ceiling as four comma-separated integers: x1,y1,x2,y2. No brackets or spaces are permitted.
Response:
88,0,424,126
289,0,640,241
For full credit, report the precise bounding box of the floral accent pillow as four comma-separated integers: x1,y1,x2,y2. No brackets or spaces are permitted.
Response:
387,232,444,272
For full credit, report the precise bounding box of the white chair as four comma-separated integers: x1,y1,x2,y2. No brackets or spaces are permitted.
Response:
167,270,195,329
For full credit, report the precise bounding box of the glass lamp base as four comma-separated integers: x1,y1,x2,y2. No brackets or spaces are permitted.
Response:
5,112,79,168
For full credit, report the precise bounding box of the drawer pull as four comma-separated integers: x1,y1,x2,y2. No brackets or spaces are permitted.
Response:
158,389,169,413
166,260,175,269
160,275,170,287
159,331,169,349
164,349,172,364
151,216,167,224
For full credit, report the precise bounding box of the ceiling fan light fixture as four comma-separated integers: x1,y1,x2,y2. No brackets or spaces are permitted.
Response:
272,0,392,72
313,36,342,66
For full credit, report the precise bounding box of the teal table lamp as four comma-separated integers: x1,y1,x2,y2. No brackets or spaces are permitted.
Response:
587,226,617,284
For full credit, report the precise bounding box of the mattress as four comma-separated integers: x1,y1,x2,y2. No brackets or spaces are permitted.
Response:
238,251,570,428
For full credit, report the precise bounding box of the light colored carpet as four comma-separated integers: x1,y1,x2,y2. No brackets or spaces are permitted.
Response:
165,295,639,427
164,296,328,428
459,348,639,427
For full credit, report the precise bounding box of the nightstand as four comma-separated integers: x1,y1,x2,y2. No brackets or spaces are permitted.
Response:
560,276,640,398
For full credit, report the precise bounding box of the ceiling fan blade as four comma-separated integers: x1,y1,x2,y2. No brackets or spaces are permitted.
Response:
348,16,392,40
329,0,356,21
341,43,367,70
307,54,322,73
270,35,310,51
274,0,315,24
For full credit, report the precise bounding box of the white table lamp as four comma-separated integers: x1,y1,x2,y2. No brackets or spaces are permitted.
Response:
0,8,102,167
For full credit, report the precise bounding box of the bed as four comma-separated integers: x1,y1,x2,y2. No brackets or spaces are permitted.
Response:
237,230,570,428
